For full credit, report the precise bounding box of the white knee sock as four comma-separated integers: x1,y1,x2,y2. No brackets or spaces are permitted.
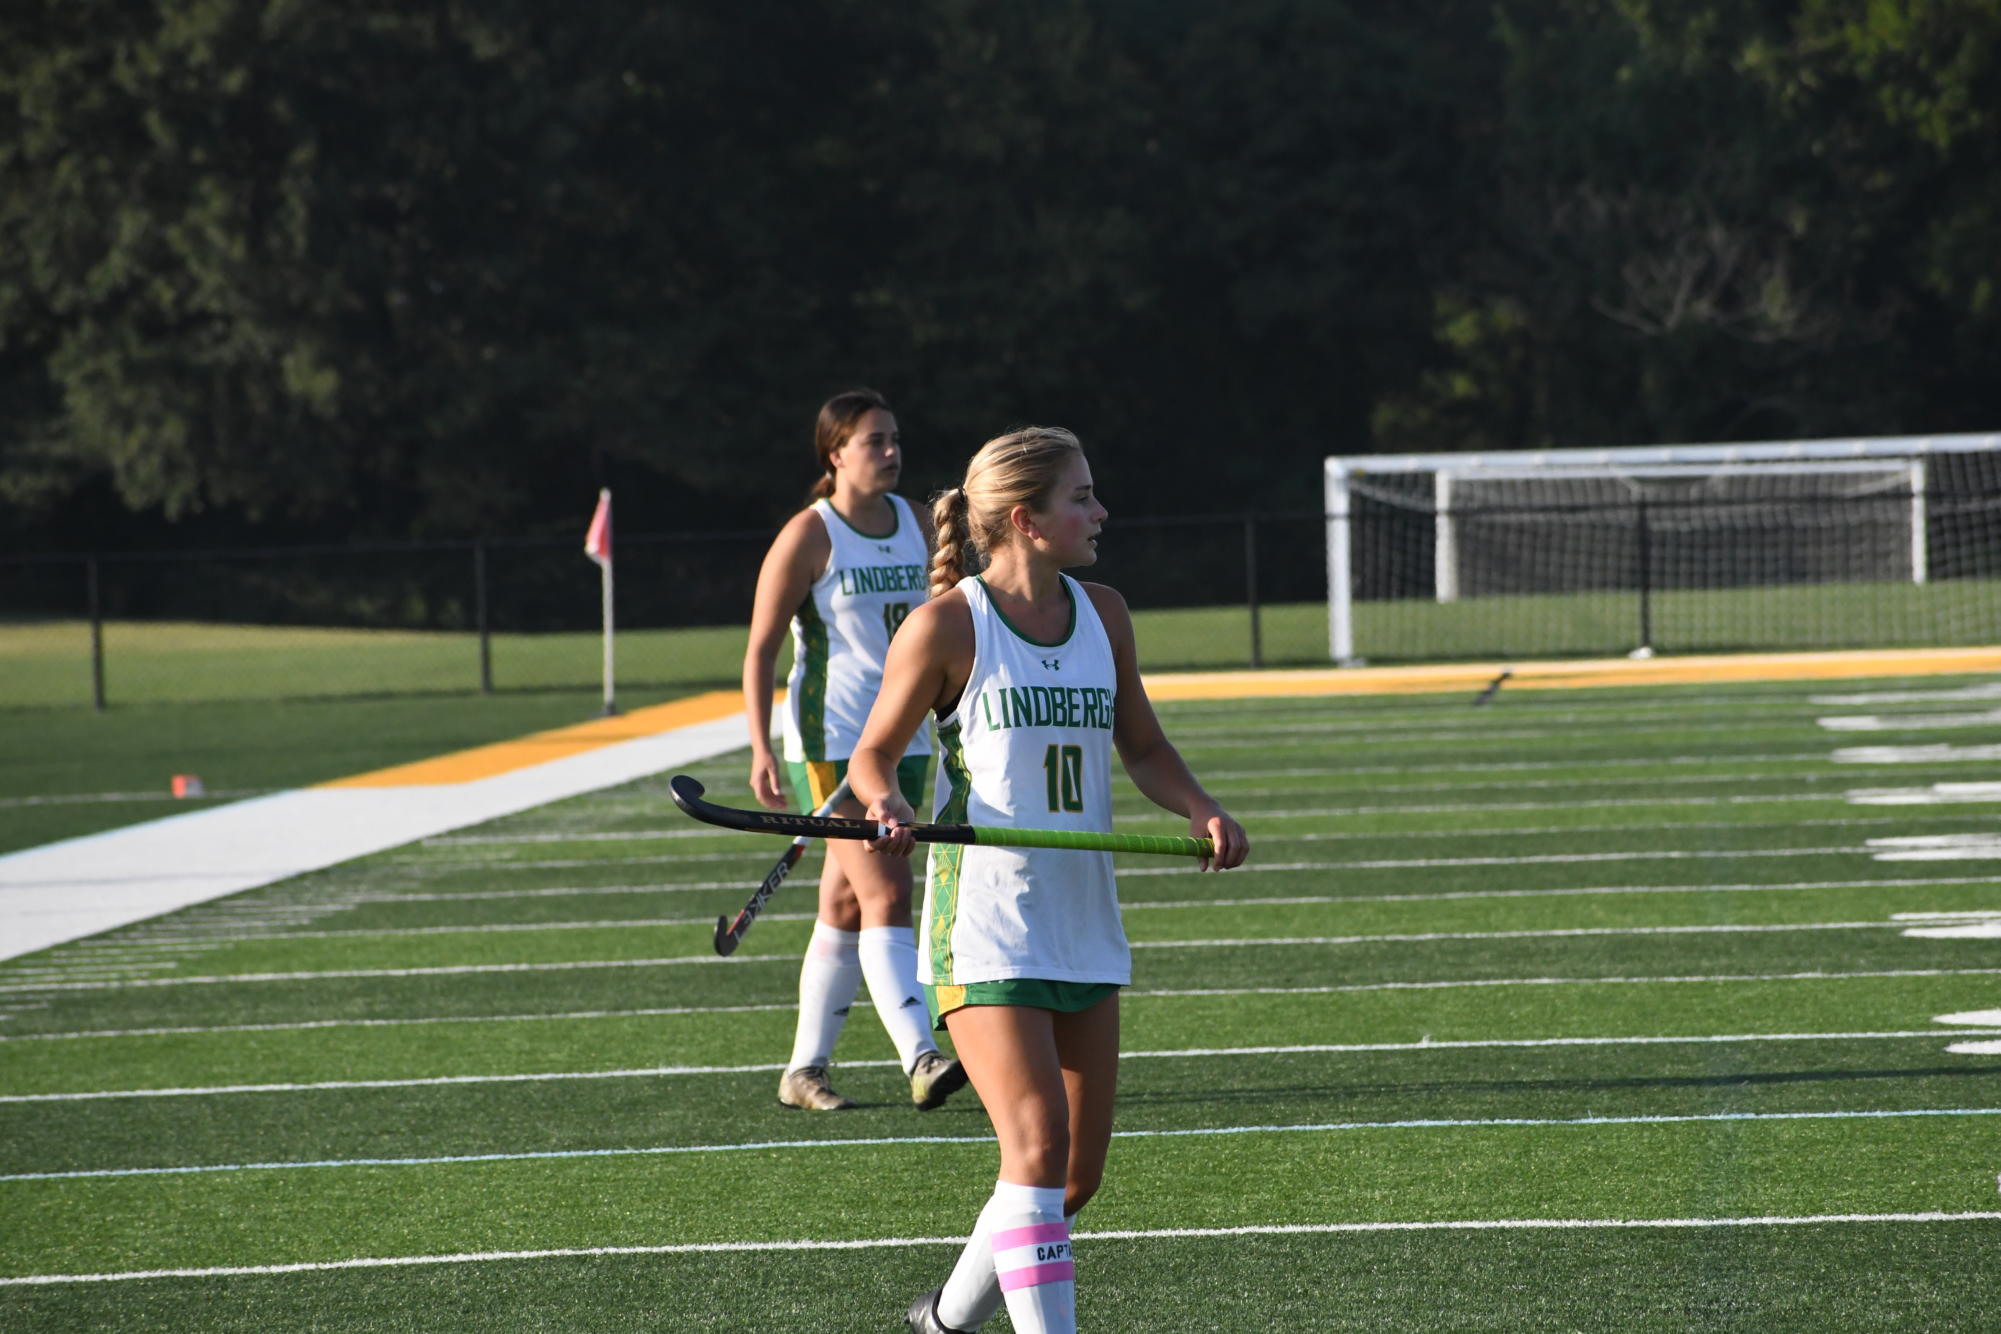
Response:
786,922,860,1071
937,1189,1007,1330
988,1181,1075,1334
857,925,935,1072
938,1190,1080,1332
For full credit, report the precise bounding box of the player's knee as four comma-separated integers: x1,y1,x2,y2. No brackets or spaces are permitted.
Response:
1004,1119,1071,1181
1063,1169,1102,1216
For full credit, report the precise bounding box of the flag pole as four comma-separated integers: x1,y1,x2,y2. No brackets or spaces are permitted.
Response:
600,546,616,716
584,488,617,716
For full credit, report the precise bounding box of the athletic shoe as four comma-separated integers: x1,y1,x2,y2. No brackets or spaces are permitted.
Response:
905,1287,974,1334
908,1050,969,1111
777,1065,855,1111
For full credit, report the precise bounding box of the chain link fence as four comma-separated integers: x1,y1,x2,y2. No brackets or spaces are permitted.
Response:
2,514,1327,710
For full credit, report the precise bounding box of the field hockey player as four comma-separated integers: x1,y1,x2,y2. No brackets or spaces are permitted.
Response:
741,388,967,1113
848,426,1249,1334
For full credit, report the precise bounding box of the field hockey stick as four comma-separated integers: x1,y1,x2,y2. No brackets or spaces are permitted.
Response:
670,776,1214,859
712,777,852,957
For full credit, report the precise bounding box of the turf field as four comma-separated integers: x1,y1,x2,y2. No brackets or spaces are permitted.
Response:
0,606,1321,712
3,674,1999,1331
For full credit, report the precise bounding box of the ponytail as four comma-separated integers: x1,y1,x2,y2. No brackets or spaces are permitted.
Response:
806,471,835,503
931,427,1084,596
930,486,973,599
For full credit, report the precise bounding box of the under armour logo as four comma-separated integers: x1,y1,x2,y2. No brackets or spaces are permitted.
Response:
1041,658,1061,671
878,543,894,554
900,996,924,1009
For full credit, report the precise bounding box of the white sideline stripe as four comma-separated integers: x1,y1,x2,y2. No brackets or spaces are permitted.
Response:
0,919,1903,994
1224,815,1928,843
1180,726,1770,749
1082,1211,2001,1239
1130,922,1894,949
0,1002,802,1042
423,829,729,846
1128,876,2001,909
6,1030,1991,1104
1949,1041,2001,1054
345,881,759,902
111,872,2001,950
377,849,793,872
10,1106,1998,1183
1230,794,1832,820
0,715,750,961
15,966,2001,1043
1221,770,1944,800
111,888,1939,944
1138,967,2001,998
84,845,1986,941
1207,751,1834,780
0,954,788,994
7,1212,1999,1287
1122,846,1860,876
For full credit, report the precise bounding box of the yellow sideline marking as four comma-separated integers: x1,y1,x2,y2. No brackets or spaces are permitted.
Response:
318,691,744,788
317,647,2001,787
1143,646,2001,702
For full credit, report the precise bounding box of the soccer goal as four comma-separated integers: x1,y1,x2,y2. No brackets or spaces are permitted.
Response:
1324,432,2001,664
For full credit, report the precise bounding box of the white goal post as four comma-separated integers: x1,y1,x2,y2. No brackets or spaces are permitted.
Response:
1324,432,2001,664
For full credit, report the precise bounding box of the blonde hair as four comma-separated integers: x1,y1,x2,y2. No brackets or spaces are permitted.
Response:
929,426,1083,599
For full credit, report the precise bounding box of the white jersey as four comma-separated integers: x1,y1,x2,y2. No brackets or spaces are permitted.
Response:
781,494,933,763
921,574,1126,987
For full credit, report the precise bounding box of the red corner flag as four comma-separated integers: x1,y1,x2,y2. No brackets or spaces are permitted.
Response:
584,488,612,566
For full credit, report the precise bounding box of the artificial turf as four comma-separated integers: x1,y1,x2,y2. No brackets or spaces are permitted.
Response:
3,674,1999,1330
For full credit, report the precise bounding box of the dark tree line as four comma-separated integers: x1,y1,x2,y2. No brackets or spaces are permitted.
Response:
3,0,1996,552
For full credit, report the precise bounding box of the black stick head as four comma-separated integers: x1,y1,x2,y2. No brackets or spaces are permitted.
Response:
713,914,739,957
669,775,706,810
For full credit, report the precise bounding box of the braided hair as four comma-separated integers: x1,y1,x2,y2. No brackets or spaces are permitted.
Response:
928,426,1083,599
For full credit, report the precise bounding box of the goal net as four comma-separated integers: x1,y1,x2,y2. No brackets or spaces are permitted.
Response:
1324,433,2001,663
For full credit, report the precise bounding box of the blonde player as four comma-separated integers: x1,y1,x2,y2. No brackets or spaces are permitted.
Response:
742,389,967,1112
849,427,1249,1334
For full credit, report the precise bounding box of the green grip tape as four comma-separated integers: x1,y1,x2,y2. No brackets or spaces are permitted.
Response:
967,825,1214,858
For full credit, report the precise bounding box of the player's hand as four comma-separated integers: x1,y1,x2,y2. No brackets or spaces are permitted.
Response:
866,793,917,858
748,753,788,811
1190,804,1248,872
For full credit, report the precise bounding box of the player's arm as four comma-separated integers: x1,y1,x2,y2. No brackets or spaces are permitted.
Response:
850,592,974,855
742,510,829,810
1086,583,1248,871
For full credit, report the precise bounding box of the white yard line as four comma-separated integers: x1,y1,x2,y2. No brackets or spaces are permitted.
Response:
4,1030,1991,1104
1120,846,1865,876
5,1212,1998,1287
0,918,1917,995
8,1106,1998,1183
10,965,2000,1042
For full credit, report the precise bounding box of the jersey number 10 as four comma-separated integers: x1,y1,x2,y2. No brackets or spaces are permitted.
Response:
1043,743,1085,813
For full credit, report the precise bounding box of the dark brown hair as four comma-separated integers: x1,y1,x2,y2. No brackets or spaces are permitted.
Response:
808,388,893,502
